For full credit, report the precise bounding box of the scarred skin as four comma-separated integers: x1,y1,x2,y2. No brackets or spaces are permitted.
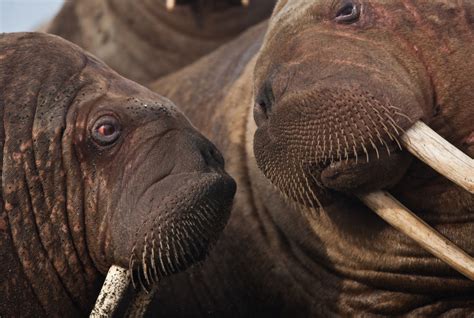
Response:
149,0,474,316
44,0,276,84
0,33,235,317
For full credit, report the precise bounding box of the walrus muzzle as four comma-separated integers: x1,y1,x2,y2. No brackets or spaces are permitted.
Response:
126,172,235,289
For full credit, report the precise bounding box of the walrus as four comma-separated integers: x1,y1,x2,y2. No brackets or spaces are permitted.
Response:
43,0,276,84
0,32,236,317
147,0,474,316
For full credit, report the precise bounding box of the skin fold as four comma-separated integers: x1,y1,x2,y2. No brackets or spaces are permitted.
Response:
43,0,276,84
149,0,474,316
0,33,236,317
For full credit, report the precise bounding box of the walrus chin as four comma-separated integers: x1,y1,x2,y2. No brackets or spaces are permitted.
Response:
92,171,236,317
126,172,235,291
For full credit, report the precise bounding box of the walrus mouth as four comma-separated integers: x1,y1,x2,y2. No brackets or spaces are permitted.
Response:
127,172,235,291
165,0,249,11
318,144,411,193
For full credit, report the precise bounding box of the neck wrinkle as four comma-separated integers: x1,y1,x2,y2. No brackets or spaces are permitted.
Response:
3,78,83,315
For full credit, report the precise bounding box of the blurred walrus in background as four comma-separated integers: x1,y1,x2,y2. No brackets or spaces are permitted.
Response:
43,0,276,84
148,0,474,316
0,32,236,317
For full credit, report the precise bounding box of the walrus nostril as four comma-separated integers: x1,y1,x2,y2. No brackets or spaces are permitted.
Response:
208,147,225,166
195,137,224,168
254,80,275,127
254,99,270,127
199,141,225,168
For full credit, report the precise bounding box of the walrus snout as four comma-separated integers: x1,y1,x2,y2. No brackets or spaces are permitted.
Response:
253,25,434,206
253,76,423,205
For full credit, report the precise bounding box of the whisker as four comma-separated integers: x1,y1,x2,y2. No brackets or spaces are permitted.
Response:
130,258,137,289
142,234,151,287
151,234,159,282
137,263,148,293
369,138,379,160
394,111,413,123
158,230,168,277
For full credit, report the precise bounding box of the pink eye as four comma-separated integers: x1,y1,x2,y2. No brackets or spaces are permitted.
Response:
98,124,116,137
92,115,121,146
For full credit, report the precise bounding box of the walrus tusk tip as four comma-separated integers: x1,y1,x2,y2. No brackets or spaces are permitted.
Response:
401,121,474,194
359,191,474,281
90,265,130,318
166,0,176,11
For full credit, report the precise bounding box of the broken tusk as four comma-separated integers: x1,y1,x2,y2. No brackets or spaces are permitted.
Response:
241,0,250,6
166,0,176,11
359,191,474,280
90,265,130,318
401,121,474,194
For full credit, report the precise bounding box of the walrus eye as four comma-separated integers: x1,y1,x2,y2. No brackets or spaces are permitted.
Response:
335,2,360,24
91,116,121,146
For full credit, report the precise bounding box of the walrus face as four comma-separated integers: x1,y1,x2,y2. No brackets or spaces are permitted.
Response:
253,0,434,207
71,62,236,288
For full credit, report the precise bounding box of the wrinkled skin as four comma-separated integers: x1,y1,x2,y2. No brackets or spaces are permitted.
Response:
44,0,276,84
149,0,474,316
0,33,235,317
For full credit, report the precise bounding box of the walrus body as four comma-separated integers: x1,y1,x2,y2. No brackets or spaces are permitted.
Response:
149,1,474,316
45,0,276,83
0,33,235,317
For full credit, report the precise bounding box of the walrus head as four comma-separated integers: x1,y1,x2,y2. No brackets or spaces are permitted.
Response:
70,54,237,288
1,32,236,308
76,76,236,288
252,0,438,207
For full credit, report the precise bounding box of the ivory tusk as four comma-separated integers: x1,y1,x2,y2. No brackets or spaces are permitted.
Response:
359,191,474,280
90,265,130,318
401,121,474,194
166,0,176,11
241,0,250,6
